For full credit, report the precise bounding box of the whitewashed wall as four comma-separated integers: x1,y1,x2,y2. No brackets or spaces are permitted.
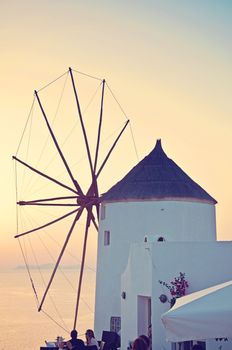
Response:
121,241,232,350
121,243,152,349
94,200,216,339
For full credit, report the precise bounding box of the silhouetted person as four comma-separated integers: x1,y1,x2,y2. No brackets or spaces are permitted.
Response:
85,329,99,349
132,337,148,350
67,330,85,350
139,335,150,349
147,324,152,349
192,345,203,350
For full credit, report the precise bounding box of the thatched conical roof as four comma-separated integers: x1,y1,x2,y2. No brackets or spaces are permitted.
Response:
102,139,216,204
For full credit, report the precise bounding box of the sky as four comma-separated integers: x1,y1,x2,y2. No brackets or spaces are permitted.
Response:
1,0,232,268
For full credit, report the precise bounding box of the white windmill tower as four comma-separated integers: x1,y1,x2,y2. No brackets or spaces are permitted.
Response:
94,139,217,338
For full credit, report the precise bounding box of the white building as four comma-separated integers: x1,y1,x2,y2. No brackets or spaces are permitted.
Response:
94,140,231,349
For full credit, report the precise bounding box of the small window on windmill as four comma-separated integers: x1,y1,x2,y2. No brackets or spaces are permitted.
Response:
110,316,121,333
101,204,106,220
104,230,110,246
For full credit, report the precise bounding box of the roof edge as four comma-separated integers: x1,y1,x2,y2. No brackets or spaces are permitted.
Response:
101,196,217,205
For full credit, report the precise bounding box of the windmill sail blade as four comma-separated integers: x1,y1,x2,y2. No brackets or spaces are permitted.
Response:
91,210,99,231
18,202,79,207
13,156,78,194
34,90,83,195
73,209,92,329
83,120,129,222
92,79,106,221
15,208,80,238
69,68,100,199
38,207,84,311
69,68,94,176
93,79,105,173
96,119,130,178
18,195,79,203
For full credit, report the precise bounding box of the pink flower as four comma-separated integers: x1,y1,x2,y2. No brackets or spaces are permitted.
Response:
159,273,189,302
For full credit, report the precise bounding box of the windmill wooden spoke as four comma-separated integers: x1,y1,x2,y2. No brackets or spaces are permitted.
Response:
17,195,98,206
18,202,80,207
69,68,94,173
34,90,83,195
83,120,130,221
69,68,99,198
90,210,99,231
94,201,100,222
13,155,78,194
94,79,105,173
17,195,79,203
91,79,106,221
96,119,130,178
79,120,130,200
95,201,100,215
38,207,85,311
15,208,80,238
73,208,92,329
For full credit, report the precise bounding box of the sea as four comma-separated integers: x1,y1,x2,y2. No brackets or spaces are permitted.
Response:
0,268,96,350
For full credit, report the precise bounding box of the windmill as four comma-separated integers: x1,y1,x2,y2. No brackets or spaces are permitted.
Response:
13,68,132,332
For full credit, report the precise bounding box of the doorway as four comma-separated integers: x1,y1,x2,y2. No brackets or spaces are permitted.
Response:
137,296,151,337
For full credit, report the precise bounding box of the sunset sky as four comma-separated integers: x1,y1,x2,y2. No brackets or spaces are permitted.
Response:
1,0,232,268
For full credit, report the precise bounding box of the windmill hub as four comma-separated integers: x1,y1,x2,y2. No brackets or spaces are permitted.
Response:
76,195,100,208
